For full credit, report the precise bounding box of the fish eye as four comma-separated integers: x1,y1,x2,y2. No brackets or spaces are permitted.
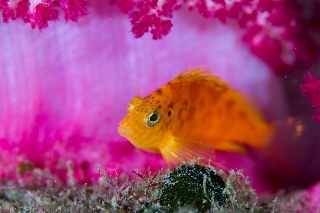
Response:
145,110,160,127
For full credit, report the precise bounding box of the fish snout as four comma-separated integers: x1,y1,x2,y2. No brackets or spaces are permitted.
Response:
118,121,131,137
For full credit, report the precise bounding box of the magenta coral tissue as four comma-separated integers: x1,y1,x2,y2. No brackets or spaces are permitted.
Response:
128,0,175,39
0,0,87,28
301,73,320,122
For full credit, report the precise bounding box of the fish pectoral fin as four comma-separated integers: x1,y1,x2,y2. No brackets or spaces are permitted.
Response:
212,141,247,154
159,136,216,167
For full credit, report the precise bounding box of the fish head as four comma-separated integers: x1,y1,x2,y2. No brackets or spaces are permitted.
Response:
118,93,173,153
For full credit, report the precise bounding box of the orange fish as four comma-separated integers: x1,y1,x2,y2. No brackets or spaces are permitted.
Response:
118,68,273,165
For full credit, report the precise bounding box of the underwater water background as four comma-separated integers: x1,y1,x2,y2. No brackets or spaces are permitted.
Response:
1,0,320,211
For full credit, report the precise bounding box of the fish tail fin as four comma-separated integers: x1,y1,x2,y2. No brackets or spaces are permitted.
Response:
253,122,275,149
256,116,320,168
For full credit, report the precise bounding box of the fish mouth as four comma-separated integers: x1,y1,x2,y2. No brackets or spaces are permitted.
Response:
118,122,131,138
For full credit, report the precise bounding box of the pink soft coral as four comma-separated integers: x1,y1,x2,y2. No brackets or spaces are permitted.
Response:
1,0,320,73
301,73,320,121
0,0,87,28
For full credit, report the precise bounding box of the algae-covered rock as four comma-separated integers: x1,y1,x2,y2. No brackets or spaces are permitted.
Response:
159,164,226,212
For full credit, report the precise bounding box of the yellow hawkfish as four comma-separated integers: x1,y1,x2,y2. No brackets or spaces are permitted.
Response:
118,68,273,165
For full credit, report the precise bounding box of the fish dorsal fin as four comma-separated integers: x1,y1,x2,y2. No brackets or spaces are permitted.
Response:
172,67,229,88
159,135,217,167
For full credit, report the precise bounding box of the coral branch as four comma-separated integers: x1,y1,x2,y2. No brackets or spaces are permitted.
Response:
0,0,319,72
128,0,176,39
60,0,88,21
114,0,319,73
30,3,59,28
